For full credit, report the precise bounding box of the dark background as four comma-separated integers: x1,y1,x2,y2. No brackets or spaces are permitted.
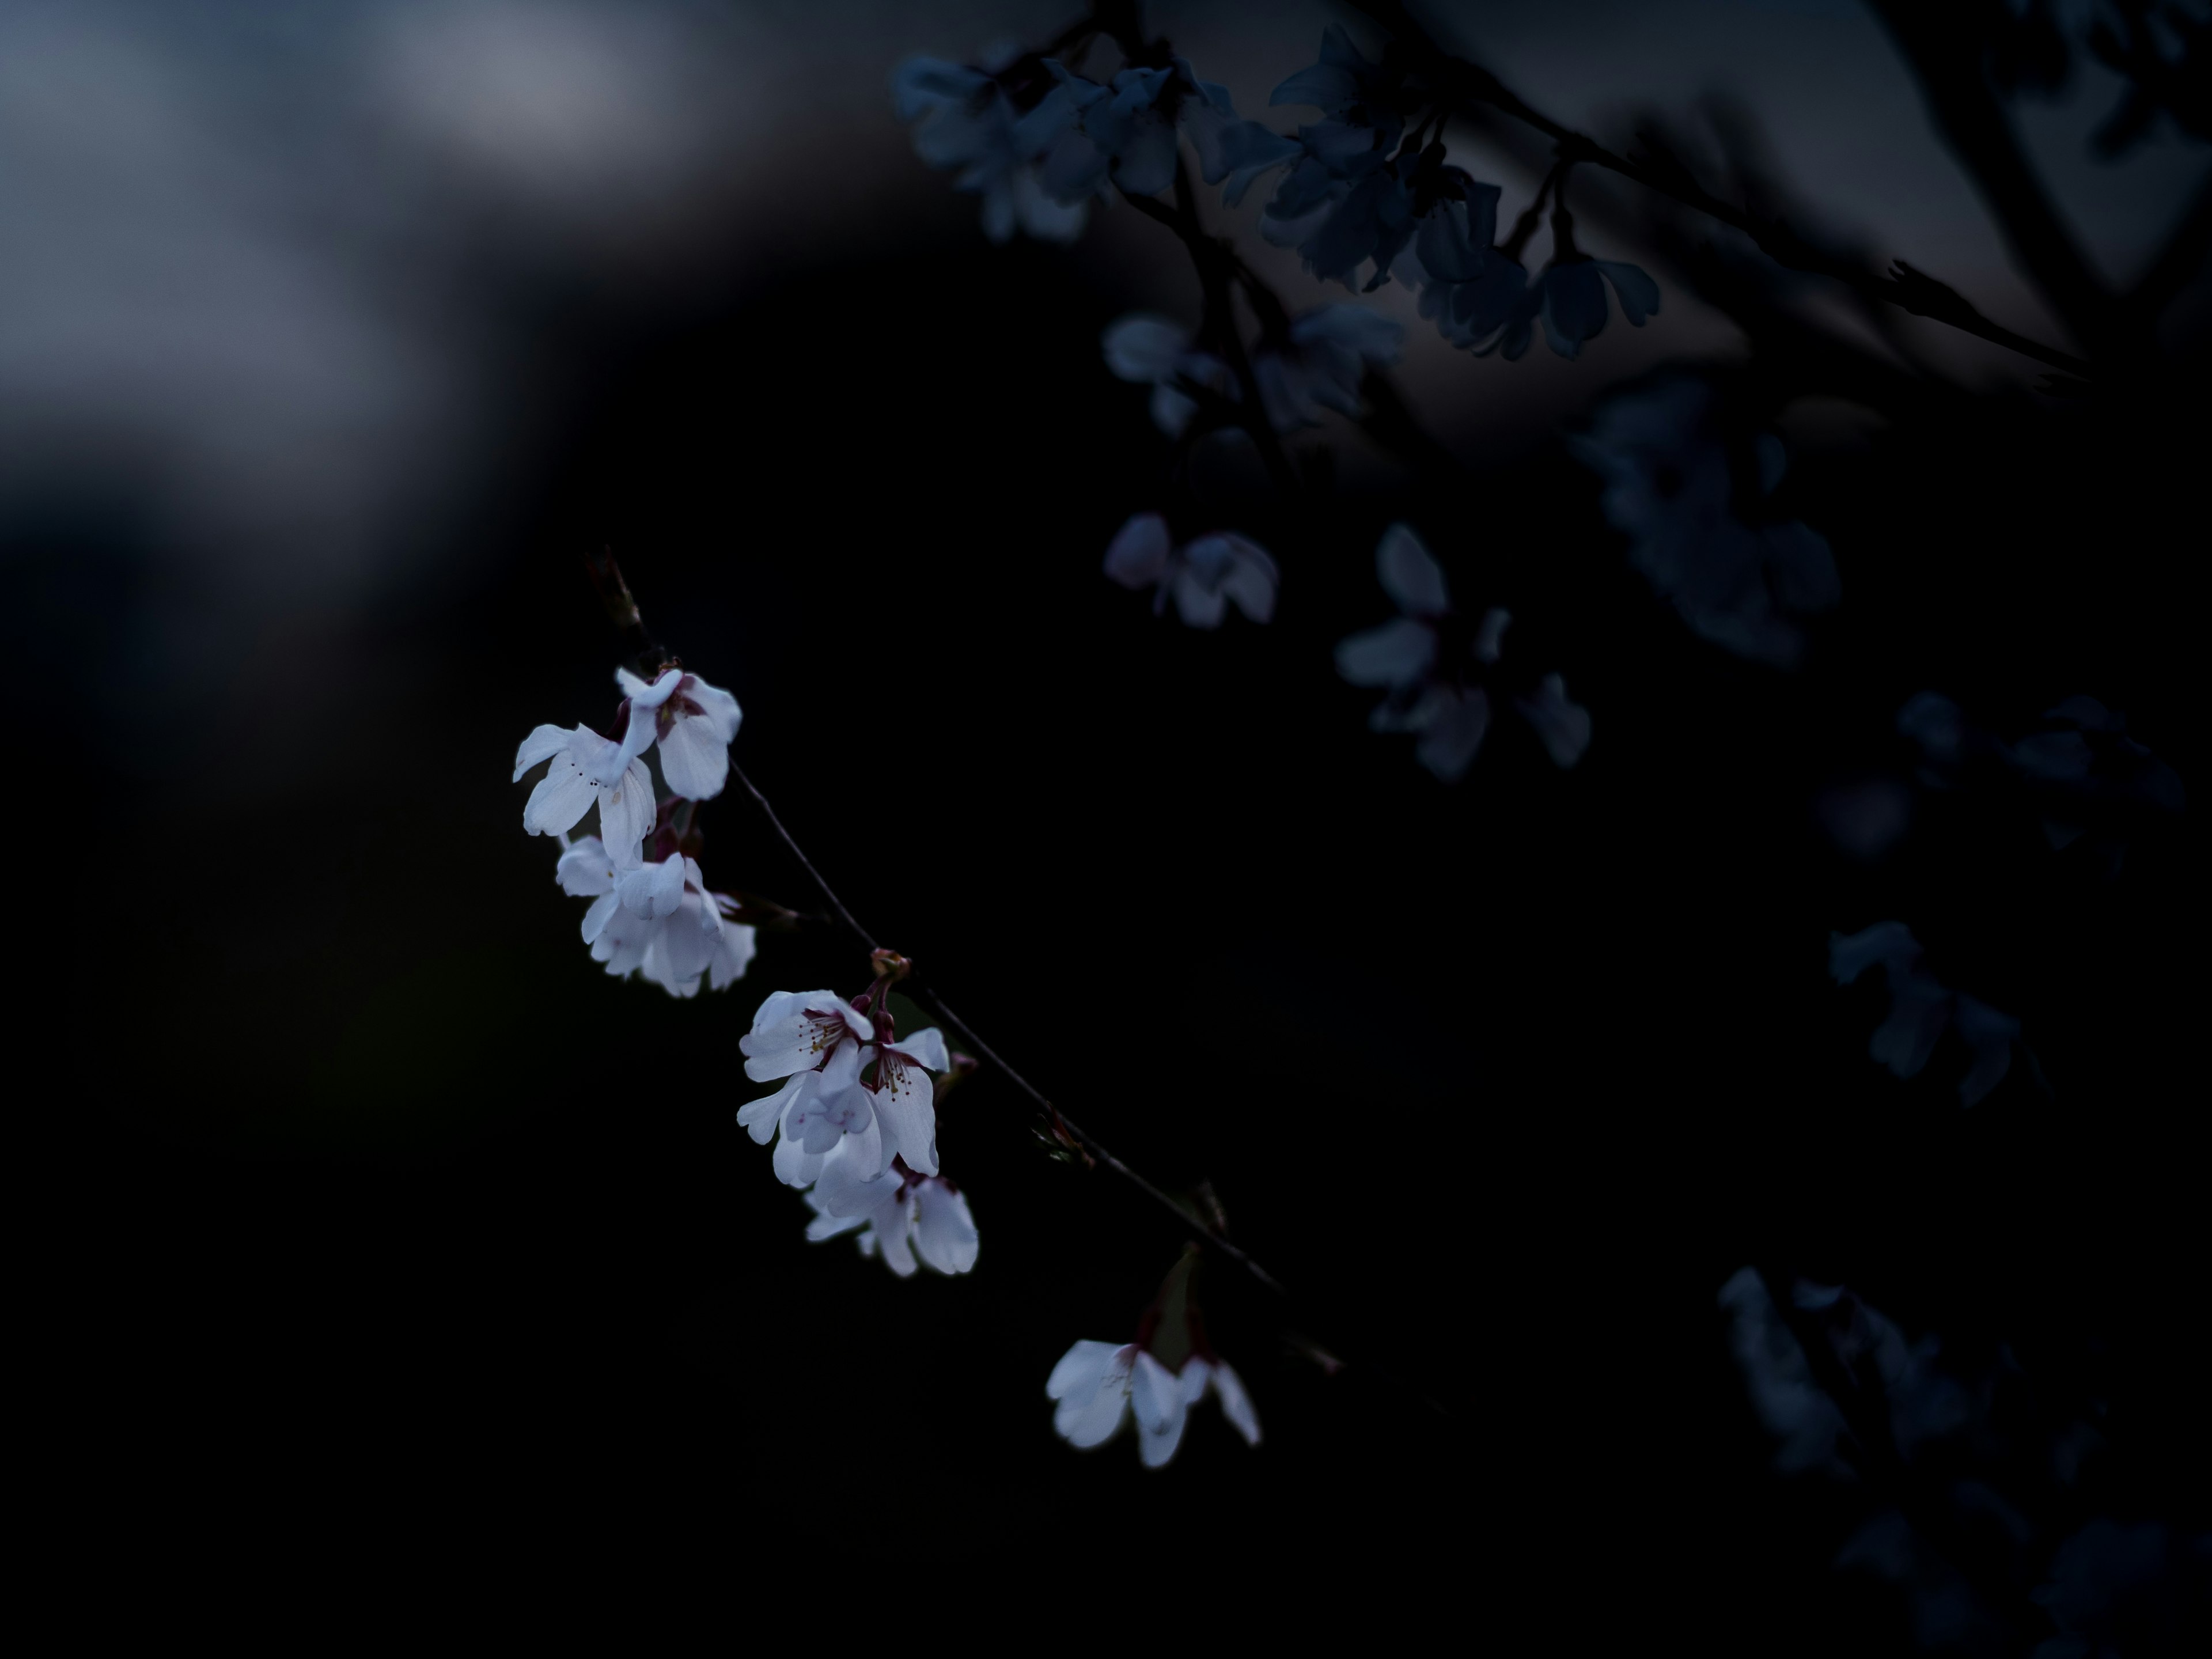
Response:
8,0,2200,1626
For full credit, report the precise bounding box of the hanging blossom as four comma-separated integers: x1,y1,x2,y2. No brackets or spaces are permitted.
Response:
554,831,755,999
893,50,1092,244
1046,1252,1260,1468
1104,512,1278,628
1336,524,1590,781
1101,305,1404,440
803,1162,978,1279
613,666,741,802
513,723,656,855
1571,371,1839,668
1829,922,2021,1107
736,967,949,1211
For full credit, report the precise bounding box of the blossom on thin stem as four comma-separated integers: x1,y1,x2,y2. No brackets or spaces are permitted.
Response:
804,1161,979,1278
738,980,949,1199
555,832,755,997
514,724,656,853
1337,524,1590,781
1046,1250,1260,1467
1104,513,1278,627
615,666,741,801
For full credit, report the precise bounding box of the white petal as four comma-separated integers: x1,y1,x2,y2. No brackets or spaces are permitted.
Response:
622,666,683,710
1102,313,1192,382
1211,1360,1262,1446
709,923,757,991
873,1207,920,1277
812,1128,892,1217
555,836,618,897
680,675,743,744
771,1128,825,1189
658,714,729,801
1172,568,1229,628
1131,1351,1190,1467
803,1195,866,1242
872,1055,937,1175
738,1072,812,1146
1214,536,1278,623
893,1027,950,1073
619,857,685,921
522,760,596,839
1335,618,1435,686
596,757,657,854
1104,513,1172,589
1376,522,1450,616
1047,1339,1122,1401
1515,673,1593,768
1053,1346,1135,1448
912,1180,979,1274
512,724,571,782
1415,685,1491,781
579,889,620,945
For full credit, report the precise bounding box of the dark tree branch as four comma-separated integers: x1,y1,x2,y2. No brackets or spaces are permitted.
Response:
1862,1,2136,361
1341,0,2094,375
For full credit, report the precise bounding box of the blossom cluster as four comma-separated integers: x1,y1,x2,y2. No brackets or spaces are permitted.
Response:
895,26,1661,360
1338,524,1592,781
1046,1251,1260,1468
514,664,752,997
736,971,979,1277
1572,372,1840,669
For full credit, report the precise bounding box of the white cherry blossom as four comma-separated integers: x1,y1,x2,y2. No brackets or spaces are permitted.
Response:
739,990,875,1082
803,1168,979,1278
615,666,741,801
1104,513,1278,628
738,992,949,1190
514,724,655,853
1046,1339,1205,1467
562,836,755,998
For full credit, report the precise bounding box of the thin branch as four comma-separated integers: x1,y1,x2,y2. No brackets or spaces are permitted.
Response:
1341,0,2093,376
730,752,1289,1298
1862,1,2133,361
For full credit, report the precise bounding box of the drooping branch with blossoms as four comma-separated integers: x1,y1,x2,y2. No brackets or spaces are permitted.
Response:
508,12,2199,1608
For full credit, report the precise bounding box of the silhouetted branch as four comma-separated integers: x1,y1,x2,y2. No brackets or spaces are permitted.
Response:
1342,0,2094,375
1863,1,2135,361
